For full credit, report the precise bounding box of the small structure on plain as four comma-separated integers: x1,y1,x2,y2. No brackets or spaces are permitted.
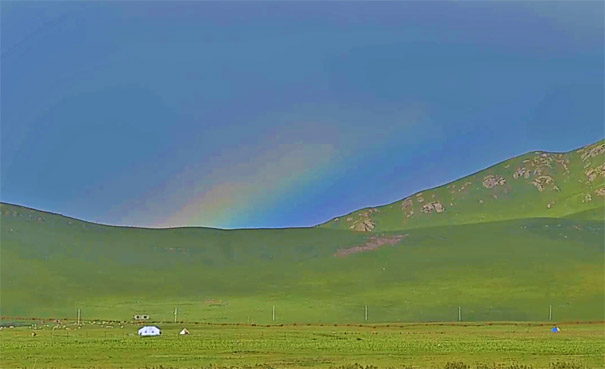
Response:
138,326,161,336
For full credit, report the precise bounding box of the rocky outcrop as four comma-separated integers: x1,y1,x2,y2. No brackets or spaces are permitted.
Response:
483,175,506,188
348,208,380,232
554,155,570,174
351,219,375,232
401,198,413,209
400,198,415,218
513,153,571,184
513,167,530,179
421,201,445,214
580,142,605,161
530,175,554,192
585,164,605,183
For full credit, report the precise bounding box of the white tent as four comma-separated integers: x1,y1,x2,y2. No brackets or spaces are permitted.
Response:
179,328,190,335
138,326,161,336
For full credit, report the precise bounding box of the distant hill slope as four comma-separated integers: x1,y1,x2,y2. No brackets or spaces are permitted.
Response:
1,202,603,323
321,140,605,232
1,139,603,323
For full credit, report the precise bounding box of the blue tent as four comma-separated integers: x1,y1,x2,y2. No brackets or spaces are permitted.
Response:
551,326,560,332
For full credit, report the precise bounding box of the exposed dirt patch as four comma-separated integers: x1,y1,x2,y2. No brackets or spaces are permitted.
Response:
204,299,228,307
596,188,605,197
584,193,592,203
165,247,189,254
335,234,408,257
482,175,506,188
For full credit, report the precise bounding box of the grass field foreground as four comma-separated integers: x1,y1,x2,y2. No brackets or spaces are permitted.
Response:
1,321,603,369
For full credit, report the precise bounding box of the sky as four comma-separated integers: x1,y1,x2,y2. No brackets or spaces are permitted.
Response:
1,1,603,229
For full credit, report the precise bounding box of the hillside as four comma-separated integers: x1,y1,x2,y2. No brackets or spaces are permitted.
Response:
1,140,604,323
321,140,605,232
1,202,603,323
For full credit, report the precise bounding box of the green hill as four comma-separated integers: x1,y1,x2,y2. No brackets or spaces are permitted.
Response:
0,140,603,323
321,140,605,232
1,210,603,323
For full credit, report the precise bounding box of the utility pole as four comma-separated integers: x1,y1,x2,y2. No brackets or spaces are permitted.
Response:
174,307,178,323
77,309,81,325
364,305,368,322
458,306,461,322
549,305,552,321
272,305,275,322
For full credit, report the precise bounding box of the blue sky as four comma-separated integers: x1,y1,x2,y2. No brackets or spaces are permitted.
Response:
1,1,603,228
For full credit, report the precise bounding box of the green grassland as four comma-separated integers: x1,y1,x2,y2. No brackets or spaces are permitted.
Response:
1,202,603,323
1,141,604,368
321,140,605,232
1,322,603,369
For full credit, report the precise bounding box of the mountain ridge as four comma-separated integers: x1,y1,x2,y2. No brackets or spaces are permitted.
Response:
2,139,603,232
321,139,605,232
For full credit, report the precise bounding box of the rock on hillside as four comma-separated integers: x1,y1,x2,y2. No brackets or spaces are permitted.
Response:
321,140,605,232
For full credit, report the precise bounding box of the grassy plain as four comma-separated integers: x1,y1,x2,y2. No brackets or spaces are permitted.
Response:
1,321,603,369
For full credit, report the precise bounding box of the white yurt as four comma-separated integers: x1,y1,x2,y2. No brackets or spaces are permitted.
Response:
138,326,161,336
